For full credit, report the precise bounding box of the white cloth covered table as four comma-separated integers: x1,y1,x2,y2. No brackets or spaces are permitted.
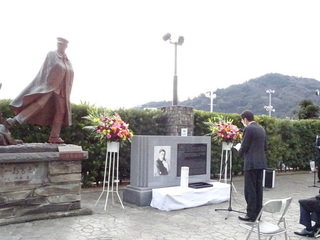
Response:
150,182,229,211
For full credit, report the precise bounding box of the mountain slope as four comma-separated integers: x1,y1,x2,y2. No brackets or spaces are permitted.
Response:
139,73,320,118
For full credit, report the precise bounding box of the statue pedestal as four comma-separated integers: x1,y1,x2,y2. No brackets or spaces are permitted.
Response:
0,143,92,226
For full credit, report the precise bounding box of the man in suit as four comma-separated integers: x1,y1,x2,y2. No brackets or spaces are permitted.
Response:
237,110,268,222
294,193,320,237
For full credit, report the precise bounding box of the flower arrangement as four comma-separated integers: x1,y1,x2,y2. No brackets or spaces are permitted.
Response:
83,109,133,143
206,116,242,144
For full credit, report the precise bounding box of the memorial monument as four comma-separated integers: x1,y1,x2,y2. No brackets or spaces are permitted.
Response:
123,135,212,206
6,37,74,144
0,38,90,225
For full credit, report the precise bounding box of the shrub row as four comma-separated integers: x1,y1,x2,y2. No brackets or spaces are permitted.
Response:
0,100,319,186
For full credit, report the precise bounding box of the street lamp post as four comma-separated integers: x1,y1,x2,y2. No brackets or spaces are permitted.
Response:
163,33,184,106
264,89,275,116
206,90,216,112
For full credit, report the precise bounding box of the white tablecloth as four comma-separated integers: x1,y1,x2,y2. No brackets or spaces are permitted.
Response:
150,182,230,211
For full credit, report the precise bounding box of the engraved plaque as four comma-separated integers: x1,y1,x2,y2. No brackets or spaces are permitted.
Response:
177,144,207,176
0,162,48,186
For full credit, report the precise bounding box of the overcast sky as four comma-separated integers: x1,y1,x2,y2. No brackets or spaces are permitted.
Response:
1,0,320,109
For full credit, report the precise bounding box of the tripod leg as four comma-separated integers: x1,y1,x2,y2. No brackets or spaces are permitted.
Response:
215,181,246,218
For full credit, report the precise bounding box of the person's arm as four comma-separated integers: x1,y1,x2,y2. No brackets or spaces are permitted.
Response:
239,127,253,156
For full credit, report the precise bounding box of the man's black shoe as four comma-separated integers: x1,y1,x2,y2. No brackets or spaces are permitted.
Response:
294,228,314,237
238,215,255,222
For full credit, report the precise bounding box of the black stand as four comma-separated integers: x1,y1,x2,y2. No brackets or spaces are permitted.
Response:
309,170,320,188
215,157,245,220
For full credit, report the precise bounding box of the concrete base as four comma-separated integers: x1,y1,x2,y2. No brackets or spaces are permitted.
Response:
123,185,152,207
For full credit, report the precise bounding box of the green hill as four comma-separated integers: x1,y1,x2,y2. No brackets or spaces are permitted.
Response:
139,73,320,118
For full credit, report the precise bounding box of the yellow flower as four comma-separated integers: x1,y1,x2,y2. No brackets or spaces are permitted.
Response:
102,129,107,135
93,118,100,123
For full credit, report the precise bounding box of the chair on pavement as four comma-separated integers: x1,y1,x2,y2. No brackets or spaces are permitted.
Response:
240,197,292,240
311,212,320,239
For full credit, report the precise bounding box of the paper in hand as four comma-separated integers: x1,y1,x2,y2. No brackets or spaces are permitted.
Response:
233,143,241,151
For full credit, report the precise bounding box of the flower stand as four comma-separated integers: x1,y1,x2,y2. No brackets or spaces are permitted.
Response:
95,141,124,209
219,142,237,192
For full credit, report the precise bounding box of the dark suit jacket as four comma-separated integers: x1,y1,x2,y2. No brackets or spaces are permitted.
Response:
239,122,267,171
315,136,320,161
299,196,320,214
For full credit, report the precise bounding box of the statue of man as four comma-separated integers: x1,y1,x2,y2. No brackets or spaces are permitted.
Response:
0,112,23,145
5,37,74,144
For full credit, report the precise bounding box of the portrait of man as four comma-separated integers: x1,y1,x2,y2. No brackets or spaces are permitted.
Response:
154,146,171,176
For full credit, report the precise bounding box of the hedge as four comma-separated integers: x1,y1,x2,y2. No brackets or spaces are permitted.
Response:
0,100,319,187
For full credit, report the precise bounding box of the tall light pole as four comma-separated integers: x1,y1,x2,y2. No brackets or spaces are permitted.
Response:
206,90,216,112
163,33,184,106
264,89,275,116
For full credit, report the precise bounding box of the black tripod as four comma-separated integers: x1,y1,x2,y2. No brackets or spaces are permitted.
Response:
215,148,245,220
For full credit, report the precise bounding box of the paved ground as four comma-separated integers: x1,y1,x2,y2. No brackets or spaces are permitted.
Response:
0,172,319,240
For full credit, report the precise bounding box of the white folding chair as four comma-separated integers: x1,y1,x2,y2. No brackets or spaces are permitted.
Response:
240,197,292,240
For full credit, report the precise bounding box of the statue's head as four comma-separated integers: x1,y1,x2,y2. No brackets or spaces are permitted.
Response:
57,37,69,44
57,37,69,53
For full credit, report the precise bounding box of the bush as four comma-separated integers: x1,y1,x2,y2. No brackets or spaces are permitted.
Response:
1,99,320,186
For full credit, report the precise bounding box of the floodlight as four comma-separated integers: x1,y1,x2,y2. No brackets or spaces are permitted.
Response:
266,89,275,94
163,33,171,41
178,36,184,45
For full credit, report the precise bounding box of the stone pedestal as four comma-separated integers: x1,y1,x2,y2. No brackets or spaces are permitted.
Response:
161,106,194,136
0,143,91,226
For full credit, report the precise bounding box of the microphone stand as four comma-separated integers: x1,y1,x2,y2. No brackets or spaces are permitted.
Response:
308,161,320,188
309,169,320,188
215,147,245,220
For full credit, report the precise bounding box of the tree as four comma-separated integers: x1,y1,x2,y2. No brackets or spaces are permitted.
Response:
293,99,320,119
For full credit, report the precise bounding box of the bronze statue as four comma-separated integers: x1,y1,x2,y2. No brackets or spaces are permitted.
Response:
6,37,74,144
0,112,22,145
